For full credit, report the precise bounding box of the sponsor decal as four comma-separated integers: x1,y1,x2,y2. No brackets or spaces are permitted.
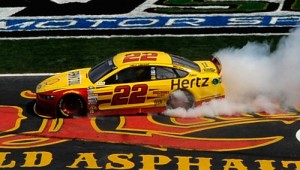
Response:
45,78,60,85
171,77,209,90
68,71,81,85
153,90,169,96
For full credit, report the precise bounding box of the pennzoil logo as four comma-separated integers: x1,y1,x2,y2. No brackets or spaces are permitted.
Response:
1,90,300,151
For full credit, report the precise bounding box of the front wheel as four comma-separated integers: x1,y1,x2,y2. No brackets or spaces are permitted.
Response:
58,95,86,118
166,89,195,110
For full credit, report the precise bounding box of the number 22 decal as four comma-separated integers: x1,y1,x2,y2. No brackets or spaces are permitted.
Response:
111,84,148,105
123,52,157,63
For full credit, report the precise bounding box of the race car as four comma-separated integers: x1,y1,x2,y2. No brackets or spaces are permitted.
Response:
34,51,225,118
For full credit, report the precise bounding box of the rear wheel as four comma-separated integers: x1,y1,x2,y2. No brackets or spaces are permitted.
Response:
166,89,195,110
58,95,86,118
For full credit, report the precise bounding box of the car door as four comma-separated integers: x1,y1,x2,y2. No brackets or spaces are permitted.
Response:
149,66,189,107
94,66,153,111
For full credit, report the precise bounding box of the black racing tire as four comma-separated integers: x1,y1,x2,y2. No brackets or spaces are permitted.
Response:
58,95,86,118
166,89,195,110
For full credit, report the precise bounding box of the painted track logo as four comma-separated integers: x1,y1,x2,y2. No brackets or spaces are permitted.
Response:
0,105,288,150
1,90,300,152
0,0,300,37
0,90,300,170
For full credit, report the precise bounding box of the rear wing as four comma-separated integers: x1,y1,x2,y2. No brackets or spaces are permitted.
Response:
210,56,222,74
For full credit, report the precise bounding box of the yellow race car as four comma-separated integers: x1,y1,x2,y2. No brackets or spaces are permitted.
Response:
35,51,225,118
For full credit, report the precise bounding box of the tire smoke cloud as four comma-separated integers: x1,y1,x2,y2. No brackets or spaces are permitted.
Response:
164,28,300,117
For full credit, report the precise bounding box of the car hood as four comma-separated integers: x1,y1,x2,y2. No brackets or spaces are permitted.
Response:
36,68,92,93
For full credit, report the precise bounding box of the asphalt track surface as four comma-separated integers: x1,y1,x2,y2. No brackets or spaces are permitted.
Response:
1,76,300,169
1,0,300,168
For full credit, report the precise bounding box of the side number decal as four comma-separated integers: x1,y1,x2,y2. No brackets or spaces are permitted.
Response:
111,84,148,105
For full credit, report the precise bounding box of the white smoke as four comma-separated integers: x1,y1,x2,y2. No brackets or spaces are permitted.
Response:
164,27,300,118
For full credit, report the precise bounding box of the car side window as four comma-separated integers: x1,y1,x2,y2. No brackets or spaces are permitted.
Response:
156,67,188,80
105,66,151,85
175,69,189,78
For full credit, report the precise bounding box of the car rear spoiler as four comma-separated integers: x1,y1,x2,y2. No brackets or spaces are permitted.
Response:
210,56,222,74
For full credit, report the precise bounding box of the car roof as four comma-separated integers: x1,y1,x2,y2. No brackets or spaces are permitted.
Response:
112,51,173,68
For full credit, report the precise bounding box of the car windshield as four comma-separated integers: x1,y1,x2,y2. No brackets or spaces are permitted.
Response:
88,58,116,83
171,54,200,71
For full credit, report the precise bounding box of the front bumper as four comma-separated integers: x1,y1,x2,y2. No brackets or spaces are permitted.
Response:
34,93,58,118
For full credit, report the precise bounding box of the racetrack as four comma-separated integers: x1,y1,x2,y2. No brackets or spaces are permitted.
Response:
1,75,300,169
1,0,300,169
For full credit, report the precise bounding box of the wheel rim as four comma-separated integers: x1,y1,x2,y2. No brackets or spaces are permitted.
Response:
167,90,195,110
59,97,83,117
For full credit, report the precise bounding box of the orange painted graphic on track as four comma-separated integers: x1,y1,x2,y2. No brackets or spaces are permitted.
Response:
0,105,25,132
20,90,36,99
0,90,297,151
2,104,300,151
0,106,67,148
